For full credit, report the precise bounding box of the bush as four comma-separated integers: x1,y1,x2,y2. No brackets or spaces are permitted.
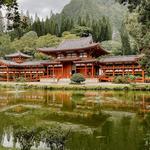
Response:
113,76,129,84
127,75,136,81
15,77,27,82
71,73,85,84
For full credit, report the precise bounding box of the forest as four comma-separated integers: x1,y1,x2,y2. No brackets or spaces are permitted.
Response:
0,0,149,72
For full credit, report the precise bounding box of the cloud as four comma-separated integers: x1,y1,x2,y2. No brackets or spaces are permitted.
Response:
18,0,71,19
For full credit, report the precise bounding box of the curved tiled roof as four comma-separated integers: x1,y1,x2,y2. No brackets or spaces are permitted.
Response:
5,51,32,58
99,55,142,63
57,36,93,49
0,59,50,67
37,36,108,55
0,59,19,66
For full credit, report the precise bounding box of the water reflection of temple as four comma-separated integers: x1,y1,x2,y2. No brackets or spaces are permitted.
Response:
0,90,150,113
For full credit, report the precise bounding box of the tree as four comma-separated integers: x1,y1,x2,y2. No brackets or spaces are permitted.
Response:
0,10,4,32
71,73,86,84
0,0,28,30
123,0,150,74
0,33,12,56
120,23,131,55
71,25,92,37
62,31,79,39
101,40,122,55
36,34,61,48
11,31,38,55
14,126,70,150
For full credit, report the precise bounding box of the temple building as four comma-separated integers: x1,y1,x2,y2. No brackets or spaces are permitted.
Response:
99,55,145,82
38,36,146,82
0,51,46,81
38,36,108,79
0,36,147,82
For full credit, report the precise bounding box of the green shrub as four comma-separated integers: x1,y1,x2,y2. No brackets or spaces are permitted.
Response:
127,75,136,81
15,77,27,82
71,73,85,84
113,76,129,84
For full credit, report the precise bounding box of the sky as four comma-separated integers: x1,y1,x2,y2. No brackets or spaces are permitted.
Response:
18,0,71,19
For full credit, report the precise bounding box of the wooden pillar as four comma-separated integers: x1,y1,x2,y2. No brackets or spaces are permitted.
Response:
113,64,115,77
53,65,55,78
62,64,64,78
142,70,145,83
6,67,9,82
47,66,49,78
84,64,87,78
132,64,135,75
25,66,27,80
30,66,32,81
123,64,125,76
92,63,94,78
36,65,38,80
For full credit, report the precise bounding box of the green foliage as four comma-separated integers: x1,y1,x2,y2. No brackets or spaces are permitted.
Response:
61,0,127,30
120,23,131,55
0,10,4,33
0,33,13,56
11,31,38,55
71,73,85,84
71,25,92,37
15,77,27,82
113,76,129,84
34,53,49,60
101,40,122,55
125,0,150,73
62,31,79,39
36,34,61,48
127,75,136,81
14,125,69,150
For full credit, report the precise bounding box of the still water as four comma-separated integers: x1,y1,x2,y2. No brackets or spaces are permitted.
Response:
0,87,150,150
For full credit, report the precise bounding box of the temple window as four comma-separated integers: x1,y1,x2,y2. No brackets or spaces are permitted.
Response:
67,53,77,58
80,52,87,58
57,54,64,59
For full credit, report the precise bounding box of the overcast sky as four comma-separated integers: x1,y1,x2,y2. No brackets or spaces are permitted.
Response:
18,0,71,19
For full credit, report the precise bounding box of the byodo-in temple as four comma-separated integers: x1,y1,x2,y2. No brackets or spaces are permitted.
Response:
0,36,147,82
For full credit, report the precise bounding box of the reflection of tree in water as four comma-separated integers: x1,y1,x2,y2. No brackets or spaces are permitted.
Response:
71,92,85,101
13,125,70,150
141,113,150,150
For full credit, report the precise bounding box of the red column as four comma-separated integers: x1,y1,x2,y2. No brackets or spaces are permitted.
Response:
142,70,145,82
132,64,135,75
30,66,32,81
53,65,55,78
123,64,125,76
113,64,115,77
47,66,49,78
62,64,64,78
6,67,9,82
25,66,27,79
36,65,38,80
92,63,94,78
84,64,87,78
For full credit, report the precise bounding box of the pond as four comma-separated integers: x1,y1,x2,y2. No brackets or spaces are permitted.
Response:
0,87,150,150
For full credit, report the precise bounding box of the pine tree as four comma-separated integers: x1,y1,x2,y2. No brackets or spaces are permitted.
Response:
0,10,4,32
120,23,131,55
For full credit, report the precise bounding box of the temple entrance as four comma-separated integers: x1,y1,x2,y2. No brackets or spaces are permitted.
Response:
63,63,72,78
71,64,76,75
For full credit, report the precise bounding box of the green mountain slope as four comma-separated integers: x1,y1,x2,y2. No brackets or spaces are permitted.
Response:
57,0,127,30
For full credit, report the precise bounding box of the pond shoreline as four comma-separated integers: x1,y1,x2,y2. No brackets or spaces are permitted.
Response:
0,82,150,91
